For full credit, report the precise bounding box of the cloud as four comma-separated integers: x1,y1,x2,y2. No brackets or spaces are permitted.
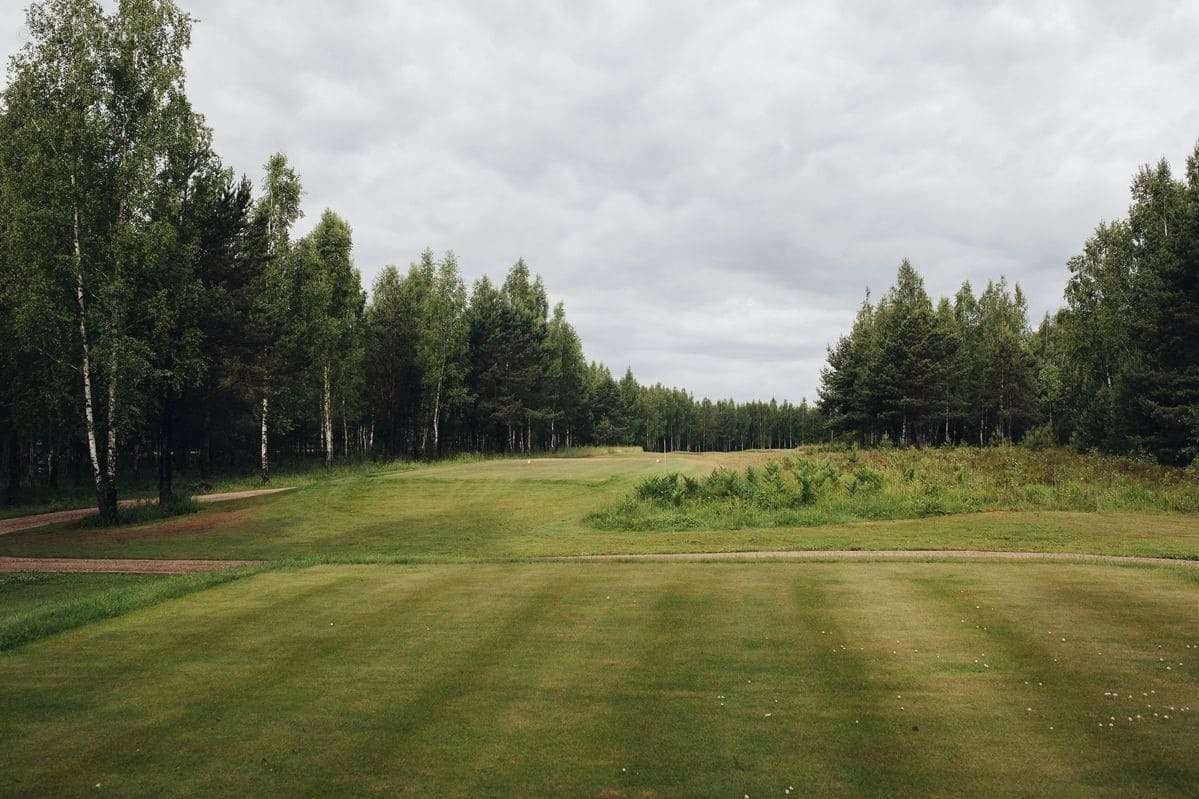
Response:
3,0,1197,402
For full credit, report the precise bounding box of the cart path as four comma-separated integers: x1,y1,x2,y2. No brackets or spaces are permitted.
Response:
557,549,1199,567
0,556,260,574
0,488,294,536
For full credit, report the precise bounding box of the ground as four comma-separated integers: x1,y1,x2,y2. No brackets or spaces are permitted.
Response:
1,449,1197,796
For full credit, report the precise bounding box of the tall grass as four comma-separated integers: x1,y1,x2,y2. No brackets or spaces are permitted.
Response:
589,446,1199,531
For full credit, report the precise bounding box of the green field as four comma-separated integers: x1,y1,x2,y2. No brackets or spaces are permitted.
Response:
2,449,1198,562
2,449,1198,796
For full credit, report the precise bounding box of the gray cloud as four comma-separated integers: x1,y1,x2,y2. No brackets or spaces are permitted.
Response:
4,1,1197,402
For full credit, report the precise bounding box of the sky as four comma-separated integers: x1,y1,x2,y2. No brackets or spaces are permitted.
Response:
3,2,1197,403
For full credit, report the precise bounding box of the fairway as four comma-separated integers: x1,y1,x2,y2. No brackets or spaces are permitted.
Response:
2,451,1198,563
2,562,1196,797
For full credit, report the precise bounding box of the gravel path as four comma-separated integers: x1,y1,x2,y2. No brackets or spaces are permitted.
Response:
0,488,294,536
0,556,258,574
558,549,1199,568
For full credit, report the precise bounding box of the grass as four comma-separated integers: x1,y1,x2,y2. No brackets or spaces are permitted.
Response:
1,447,1196,561
75,496,203,529
0,446,642,521
0,566,262,652
592,447,1199,532
1,562,1195,796
0,572,164,626
2,448,1197,795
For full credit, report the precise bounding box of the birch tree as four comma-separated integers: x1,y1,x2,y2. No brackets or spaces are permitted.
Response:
298,210,358,468
4,0,120,520
248,153,302,482
415,251,467,455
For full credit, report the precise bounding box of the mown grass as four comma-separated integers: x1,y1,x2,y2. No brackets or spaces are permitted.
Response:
1,562,1195,796
0,566,263,652
2,448,1198,561
3,451,1198,796
0,446,643,521
591,446,1199,532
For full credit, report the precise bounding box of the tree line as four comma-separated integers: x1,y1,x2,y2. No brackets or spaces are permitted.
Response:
819,145,1199,466
0,0,823,519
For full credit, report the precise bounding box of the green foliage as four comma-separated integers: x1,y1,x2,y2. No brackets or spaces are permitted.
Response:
820,262,1037,448
1021,423,1057,451
594,445,1199,531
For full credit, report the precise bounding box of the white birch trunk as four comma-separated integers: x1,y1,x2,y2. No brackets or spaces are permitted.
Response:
106,368,117,488
431,377,442,452
260,395,270,483
322,362,333,467
72,191,103,498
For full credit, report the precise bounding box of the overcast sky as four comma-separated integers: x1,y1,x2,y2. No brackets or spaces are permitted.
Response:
3,2,1197,403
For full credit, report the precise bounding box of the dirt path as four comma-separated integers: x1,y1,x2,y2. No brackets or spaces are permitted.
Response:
0,488,294,536
558,549,1199,568
0,556,259,574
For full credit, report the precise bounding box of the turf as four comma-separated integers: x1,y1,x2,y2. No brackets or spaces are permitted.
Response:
1,450,1197,561
0,572,164,624
1,562,1195,797
0,568,261,652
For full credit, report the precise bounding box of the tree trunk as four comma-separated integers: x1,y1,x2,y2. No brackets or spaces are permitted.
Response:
48,443,59,490
322,362,333,468
4,428,21,507
72,190,106,518
260,394,270,484
431,377,442,453
102,360,118,522
200,406,212,478
158,388,175,507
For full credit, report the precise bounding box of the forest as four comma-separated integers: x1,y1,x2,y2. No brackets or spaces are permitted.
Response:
819,154,1199,467
0,0,823,519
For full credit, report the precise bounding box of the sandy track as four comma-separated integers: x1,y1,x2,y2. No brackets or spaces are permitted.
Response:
558,549,1199,568
0,556,258,574
0,488,294,536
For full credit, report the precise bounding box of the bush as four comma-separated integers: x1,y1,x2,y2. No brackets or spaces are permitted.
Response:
593,444,1199,532
850,467,884,494
635,473,680,503
1021,424,1058,451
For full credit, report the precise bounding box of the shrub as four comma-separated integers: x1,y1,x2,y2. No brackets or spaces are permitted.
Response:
851,467,884,493
1021,424,1058,451
635,473,680,503
595,445,1199,532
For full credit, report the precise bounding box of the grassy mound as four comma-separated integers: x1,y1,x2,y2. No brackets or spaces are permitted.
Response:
589,446,1199,531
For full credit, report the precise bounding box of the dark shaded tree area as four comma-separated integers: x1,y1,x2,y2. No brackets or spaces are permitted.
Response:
0,0,820,516
820,146,1199,465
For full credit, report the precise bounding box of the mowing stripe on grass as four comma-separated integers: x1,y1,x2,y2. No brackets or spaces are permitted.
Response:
3,563,1194,796
0,564,264,652
913,566,1198,796
359,572,570,789
789,569,949,794
833,565,1084,793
